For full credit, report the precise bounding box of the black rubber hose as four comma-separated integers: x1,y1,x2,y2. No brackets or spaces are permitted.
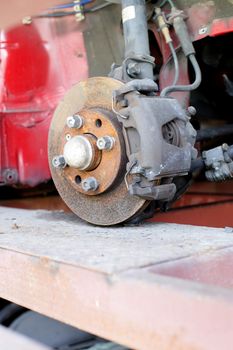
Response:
190,158,205,172
160,54,202,97
196,124,233,142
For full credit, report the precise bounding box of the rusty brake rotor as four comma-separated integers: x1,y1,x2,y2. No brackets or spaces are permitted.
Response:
48,77,149,226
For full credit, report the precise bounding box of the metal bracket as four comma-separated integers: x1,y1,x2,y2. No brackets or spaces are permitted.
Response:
113,80,196,180
129,182,176,201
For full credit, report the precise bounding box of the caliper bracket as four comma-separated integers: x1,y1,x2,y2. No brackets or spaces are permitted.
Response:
113,79,196,180
112,79,197,202
129,182,176,201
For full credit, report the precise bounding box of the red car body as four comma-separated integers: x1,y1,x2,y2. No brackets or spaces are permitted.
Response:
1,1,233,188
0,17,88,187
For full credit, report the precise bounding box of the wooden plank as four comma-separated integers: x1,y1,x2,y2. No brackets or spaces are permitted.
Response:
0,207,233,350
152,246,233,289
0,325,50,350
0,207,232,273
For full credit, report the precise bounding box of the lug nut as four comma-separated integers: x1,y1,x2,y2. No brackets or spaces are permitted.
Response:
81,177,99,192
66,114,83,129
52,155,66,168
97,136,115,150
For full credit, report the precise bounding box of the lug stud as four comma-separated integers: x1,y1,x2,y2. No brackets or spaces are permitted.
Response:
81,177,99,192
97,136,115,150
52,155,66,168
66,114,83,129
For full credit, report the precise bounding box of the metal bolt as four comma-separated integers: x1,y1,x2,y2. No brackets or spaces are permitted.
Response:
222,143,229,151
66,114,83,129
97,136,115,150
119,99,128,108
52,155,66,168
127,62,141,77
188,106,196,116
199,27,208,35
2,169,18,184
213,161,220,171
22,16,32,25
81,177,99,192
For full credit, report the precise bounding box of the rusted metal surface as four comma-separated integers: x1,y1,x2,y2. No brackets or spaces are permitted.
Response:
0,325,50,350
48,77,148,225
0,207,233,349
63,108,125,196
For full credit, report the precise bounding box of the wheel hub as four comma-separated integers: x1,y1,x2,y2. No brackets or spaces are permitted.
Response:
55,107,126,196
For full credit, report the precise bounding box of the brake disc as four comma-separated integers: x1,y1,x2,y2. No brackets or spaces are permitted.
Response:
48,77,149,226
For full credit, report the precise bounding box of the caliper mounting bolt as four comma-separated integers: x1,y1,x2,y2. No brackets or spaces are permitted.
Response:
81,177,99,192
127,62,141,77
66,114,83,129
52,155,66,168
187,106,197,117
97,136,115,150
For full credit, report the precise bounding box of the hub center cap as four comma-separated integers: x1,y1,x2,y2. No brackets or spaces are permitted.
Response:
63,134,101,170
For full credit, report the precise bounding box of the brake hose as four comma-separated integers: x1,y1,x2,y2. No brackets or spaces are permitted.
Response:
157,2,202,97
160,54,202,97
168,41,179,87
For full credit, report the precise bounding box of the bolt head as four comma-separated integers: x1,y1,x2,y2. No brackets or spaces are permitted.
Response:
52,155,66,168
81,177,99,192
188,106,196,116
22,16,32,25
97,136,114,150
199,26,208,35
119,99,128,108
66,115,83,129
127,62,141,77
222,143,228,151
3,169,18,184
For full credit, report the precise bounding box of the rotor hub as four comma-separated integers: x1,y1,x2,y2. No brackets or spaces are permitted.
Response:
59,108,126,196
